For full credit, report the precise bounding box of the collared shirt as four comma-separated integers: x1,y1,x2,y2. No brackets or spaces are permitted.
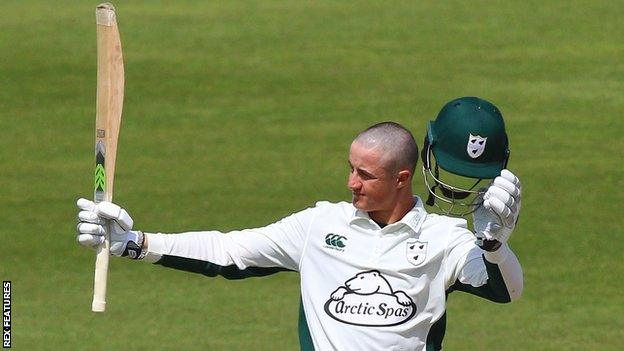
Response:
145,197,512,351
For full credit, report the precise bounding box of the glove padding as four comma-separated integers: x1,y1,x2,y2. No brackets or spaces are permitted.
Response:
76,198,144,259
473,169,522,249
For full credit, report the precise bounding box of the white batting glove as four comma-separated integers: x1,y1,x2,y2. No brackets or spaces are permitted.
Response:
76,198,145,259
473,169,522,249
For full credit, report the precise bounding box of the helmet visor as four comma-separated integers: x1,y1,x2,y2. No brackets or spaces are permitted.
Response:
422,147,487,217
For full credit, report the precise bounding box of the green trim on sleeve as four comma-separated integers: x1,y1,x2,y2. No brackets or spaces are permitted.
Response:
298,299,315,351
448,255,511,303
155,255,291,280
426,311,447,351
427,255,511,351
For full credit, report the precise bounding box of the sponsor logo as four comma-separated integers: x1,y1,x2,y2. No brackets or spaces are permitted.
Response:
324,270,416,327
324,234,347,252
406,239,427,267
123,242,142,260
467,134,487,158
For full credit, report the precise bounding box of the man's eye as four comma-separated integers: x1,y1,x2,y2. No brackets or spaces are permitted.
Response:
359,172,374,180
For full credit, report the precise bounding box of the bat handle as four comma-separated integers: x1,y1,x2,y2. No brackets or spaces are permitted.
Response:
92,221,111,312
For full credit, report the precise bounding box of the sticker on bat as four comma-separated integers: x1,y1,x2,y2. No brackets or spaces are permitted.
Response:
94,140,106,201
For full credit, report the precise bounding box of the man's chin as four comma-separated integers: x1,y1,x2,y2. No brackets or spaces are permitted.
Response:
352,197,368,211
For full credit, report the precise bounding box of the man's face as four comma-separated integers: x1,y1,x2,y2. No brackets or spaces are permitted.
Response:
347,141,399,214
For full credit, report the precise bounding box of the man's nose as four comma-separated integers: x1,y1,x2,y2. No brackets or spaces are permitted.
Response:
348,174,361,191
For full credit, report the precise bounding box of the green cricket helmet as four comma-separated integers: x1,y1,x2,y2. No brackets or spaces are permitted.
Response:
422,96,510,216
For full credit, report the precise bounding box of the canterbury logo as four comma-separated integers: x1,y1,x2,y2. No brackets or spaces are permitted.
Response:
324,234,347,251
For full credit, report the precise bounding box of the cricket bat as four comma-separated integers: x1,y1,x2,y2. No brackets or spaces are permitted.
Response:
92,2,124,312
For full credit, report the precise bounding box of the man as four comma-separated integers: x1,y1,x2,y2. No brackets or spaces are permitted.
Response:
77,121,522,350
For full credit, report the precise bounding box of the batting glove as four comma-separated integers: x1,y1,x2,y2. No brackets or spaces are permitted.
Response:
76,198,145,259
473,169,522,250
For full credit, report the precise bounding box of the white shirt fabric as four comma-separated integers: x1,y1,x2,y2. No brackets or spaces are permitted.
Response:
144,196,522,351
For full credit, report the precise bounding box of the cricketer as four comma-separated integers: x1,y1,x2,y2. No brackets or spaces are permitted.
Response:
76,97,523,350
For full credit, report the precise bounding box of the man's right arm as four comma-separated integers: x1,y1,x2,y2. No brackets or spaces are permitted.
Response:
142,217,312,276
77,198,317,278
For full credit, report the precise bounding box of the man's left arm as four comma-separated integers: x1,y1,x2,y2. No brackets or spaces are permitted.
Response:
448,169,524,302
452,243,523,302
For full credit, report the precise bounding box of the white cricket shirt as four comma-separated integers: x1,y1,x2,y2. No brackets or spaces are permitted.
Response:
144,196,521,351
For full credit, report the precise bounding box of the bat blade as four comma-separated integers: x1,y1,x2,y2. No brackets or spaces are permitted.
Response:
92,2,124,313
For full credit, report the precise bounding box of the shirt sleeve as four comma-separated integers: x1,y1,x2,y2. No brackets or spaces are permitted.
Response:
444,224,482,289
142,206,318,275
444,224,524,302
459,243,524,302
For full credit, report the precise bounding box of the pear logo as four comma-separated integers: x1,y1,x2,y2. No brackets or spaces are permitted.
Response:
406,239,427,266
467,134,487,158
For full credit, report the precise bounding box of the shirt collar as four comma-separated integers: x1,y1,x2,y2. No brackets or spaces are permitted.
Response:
349,196,427,234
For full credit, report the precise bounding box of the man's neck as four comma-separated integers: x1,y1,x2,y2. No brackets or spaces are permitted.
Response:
368,195,415,225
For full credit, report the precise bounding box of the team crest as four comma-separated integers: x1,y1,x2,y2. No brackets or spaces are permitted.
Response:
467,134,487,159
406,239,427,266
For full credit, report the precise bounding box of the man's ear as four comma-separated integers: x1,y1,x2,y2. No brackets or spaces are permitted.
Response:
396,170,411,188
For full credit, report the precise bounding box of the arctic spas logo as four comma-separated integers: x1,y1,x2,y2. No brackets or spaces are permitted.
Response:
324,270,416,327
467,134,487,158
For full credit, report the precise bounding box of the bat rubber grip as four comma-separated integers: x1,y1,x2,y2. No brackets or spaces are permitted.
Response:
91,224,111,312
92,299,106,312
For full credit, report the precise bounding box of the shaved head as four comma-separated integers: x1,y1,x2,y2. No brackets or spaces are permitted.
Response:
353,122,419,176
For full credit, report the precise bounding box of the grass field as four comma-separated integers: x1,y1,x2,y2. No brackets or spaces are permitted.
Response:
1,1,623,350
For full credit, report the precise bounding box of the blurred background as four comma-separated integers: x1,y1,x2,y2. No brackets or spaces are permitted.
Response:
1,1,622,349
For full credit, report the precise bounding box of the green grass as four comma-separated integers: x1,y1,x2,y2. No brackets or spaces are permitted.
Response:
1,1,622,350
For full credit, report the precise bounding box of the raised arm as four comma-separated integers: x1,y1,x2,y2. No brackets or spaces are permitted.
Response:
76,199,316,279
445,169,524,302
